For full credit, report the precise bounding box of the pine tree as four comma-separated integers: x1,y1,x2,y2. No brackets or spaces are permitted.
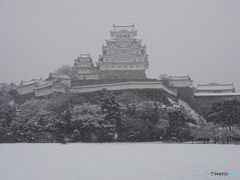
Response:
55,109,72,143
142,102,160,141
165,109,188,142
98,89,121,140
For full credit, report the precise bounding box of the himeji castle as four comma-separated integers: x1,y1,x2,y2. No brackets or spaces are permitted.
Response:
97,24,149,79
16,23,239,107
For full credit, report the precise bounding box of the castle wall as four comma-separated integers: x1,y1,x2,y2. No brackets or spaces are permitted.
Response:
169,80,192,88
70,81,177,96
18,84,36,95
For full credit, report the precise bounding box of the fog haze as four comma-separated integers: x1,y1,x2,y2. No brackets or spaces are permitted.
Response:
0,0,239,91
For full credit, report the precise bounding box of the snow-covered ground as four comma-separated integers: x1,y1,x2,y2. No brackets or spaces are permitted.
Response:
0,143,239,180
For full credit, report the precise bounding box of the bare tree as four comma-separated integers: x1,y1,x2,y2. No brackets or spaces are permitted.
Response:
54,65,72,75
159,74,169,86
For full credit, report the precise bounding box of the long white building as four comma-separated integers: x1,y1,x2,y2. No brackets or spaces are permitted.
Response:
196,83,235,93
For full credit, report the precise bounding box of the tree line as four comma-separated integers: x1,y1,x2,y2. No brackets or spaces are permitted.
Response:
0,88,240,143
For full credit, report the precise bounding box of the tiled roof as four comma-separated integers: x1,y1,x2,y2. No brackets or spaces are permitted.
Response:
79,53,91,58
49,73,71,79
20,78,42,86
113,24,135,31
169,75,192,81
197,83,235,91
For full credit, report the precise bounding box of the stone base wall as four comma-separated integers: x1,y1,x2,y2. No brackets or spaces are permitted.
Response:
195,95,240,117
99,70,146,80
70,89,177,106
177,87,203,116
35,92,63,100
17,92,35,103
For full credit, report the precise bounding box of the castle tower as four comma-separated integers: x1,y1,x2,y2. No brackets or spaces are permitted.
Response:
70,53,98,80
97,24,149,79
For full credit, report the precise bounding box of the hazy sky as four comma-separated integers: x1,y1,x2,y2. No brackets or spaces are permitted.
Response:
1,0,240,91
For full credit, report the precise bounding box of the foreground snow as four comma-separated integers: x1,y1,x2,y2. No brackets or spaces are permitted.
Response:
0,143,239,180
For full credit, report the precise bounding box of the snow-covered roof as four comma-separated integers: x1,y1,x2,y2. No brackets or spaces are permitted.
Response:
19,78,42,86
105,41,142,49
36,80,49,86
79,53,91,58
196,83,235,91
110,24,137,37
169,75,193,82
33,81,51,90
48,73,71,80
34,80,67,90
113,24,135,31
107,38,133,42
75,54,93,63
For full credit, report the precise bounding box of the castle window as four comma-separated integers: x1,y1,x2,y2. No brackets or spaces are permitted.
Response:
133,59,136,62
117,65,121,68
139,59,142,61
136,65,139,68
106,66,109,68
117,35,118,37
124,65,127,68
111,65,114,68
130,65,133,68
128,35,129,37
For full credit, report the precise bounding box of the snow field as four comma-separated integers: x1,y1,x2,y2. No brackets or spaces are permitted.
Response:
0,143,239,180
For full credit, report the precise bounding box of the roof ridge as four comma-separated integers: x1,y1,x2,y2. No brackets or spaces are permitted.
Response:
198,83,234,86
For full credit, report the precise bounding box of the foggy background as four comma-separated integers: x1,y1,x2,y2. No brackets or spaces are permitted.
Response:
0,0,239,91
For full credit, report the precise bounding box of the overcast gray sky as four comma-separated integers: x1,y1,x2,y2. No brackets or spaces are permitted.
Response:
0,0,240,91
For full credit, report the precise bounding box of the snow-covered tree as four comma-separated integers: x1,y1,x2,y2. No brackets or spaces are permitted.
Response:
207,98,240,143
98,89,121,140
142,102,161,141
71,103,105,142
117,91,143,117
0,104,16,143
165,108,191,142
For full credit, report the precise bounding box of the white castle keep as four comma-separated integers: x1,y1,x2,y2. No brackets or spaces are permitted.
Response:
97,24,149,79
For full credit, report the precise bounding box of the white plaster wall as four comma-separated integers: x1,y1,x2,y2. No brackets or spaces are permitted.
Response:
59,79,71,87
35,87,53,97
70,82,177,96
169,80,192,88
49,79,71,88
35,85,66,97
18,84,35,95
